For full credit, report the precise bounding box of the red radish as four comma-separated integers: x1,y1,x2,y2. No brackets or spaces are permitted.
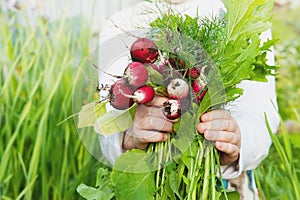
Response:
130,38,158,63
167,78,189,99
110,79,134,110
186,67,200,79
132,86,155,104
163,99,181,119
115,85,155,104
192,78,207,103
124,62,148,88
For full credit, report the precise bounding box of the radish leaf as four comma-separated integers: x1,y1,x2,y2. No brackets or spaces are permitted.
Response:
76,183,114,200
223,0,274,42
94,104,136,135
112,149,155,200
78,102,107,128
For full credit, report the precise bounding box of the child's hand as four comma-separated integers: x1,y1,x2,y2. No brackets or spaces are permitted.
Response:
122,95,177,151
197,110,241,166
123,98,241,167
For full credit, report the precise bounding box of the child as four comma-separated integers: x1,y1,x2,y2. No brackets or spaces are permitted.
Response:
97,0,280,198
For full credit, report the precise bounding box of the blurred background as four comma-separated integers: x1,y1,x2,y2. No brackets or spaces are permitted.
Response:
0,0,300,199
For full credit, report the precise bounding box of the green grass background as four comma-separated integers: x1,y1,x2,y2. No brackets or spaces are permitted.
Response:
0,3,300,200
255,5,300,199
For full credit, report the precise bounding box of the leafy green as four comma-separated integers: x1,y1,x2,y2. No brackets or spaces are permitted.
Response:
172,110,198,155
219,0,277,101
145,64,164,86
150,14,224,69
77,184,105,200
77,168,115,200
94,104,136,135
112,149,156,200
168,170,182,200
112,170,155,200
78,102,107,128
150,0,277,105
77,184,114,200
223,0,273,42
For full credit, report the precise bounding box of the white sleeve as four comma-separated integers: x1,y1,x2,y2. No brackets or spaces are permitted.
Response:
221,30,280,179
98,133,123,166
97,101,124,165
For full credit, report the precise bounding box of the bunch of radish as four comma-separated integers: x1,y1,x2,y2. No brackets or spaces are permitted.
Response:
108,37,208,119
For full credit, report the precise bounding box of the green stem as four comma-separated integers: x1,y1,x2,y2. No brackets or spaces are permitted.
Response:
155,142,163,199
177,162,186,197
214,148,229,200
161,135,172,196
210,148,216,200
159,140,169,198
201,145,212,200
186,142,195,199
187,144,200,200
187,137,204,200
154,135,173,199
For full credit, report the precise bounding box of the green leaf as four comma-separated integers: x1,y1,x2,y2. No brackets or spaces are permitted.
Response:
78,102,107,128
76,184,114,200
112,149,158,173
145,65,164,86
164,178,177,200
172,111,197,155
223,0,274,42
96,168,109,187
168,171,183,200
112,149,156,200
94,104,136,135
217,0,277,100
112,171,155,200
219,189,240,200
260,38,278,51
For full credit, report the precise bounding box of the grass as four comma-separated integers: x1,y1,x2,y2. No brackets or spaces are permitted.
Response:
0,5,102,200
272,6,300,120
256,115,300,199
254,5,300,199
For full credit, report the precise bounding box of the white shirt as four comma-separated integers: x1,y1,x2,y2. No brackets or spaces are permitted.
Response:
97,0,280,179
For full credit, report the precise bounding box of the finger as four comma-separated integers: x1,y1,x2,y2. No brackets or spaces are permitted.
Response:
129,130,169,145
146,106,179,123
133,116,175,133
136,105,166,120
123,130,168,150
198,118,237,132
215,141,239,162
145,95,169,107
203,130,240,146
200,110,231,122
215,141,238,154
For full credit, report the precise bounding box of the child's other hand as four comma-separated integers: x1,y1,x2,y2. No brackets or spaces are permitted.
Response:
197,110,241,165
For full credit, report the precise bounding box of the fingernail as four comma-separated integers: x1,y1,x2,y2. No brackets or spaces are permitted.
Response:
199,123,206,132
205,132,213,140
201,114,208,121
163,134,168,141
